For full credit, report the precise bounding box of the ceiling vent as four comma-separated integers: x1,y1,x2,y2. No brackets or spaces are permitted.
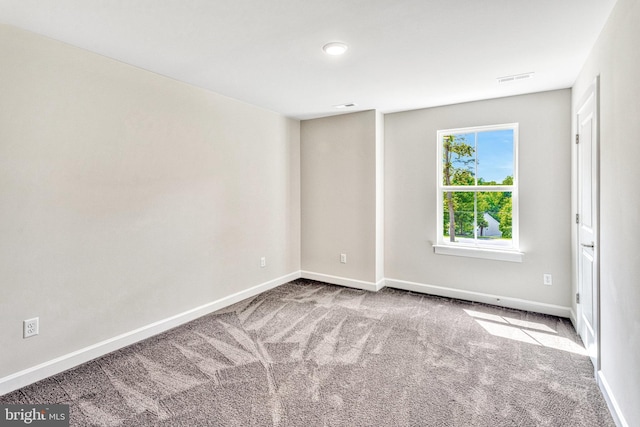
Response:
497,72,535,84
333,103,358,109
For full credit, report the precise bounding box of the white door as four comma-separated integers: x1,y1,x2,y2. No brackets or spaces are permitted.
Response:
576,79,599,370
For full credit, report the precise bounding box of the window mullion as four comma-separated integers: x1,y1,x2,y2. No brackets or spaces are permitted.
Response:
473,191,478,243
474,132,479,186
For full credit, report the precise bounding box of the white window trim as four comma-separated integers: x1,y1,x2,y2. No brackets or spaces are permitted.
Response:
433,244,524,262
435,123,522,262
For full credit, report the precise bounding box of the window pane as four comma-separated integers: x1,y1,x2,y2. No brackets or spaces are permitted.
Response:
477,191,513,248
442,191,475,242
442,132,475,186
477,129,513,185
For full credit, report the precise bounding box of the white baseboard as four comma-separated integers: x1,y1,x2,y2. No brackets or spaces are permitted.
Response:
0,271,300,396
301,271,384,292
598,370,629,427
385,278,572,318
569,308,578,329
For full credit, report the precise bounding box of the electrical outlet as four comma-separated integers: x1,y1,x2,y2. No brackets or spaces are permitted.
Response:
543,274,553,286
23,317,39,338
260,256,266,268
340,253,347,264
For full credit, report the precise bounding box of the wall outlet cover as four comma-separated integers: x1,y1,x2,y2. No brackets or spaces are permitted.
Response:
23,317,39,338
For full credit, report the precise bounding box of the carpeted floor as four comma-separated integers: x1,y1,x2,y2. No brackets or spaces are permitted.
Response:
1,279,614,426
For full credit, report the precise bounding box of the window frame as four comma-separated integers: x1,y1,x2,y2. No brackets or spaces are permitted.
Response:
434,123,523,262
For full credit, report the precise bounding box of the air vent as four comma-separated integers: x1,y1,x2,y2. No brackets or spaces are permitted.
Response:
333,103,358,109
497,72,535,84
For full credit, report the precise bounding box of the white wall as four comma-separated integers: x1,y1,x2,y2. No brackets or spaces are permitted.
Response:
572,0,640,423
301,110,383,287
0,25,300,380
385,90,572,308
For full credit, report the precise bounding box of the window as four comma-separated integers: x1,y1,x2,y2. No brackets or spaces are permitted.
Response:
435,123,522,262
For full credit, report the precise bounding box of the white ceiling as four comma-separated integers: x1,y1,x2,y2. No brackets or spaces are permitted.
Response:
0,0,617,119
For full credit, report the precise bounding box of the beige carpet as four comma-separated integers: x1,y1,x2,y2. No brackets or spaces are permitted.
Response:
1,279,614,426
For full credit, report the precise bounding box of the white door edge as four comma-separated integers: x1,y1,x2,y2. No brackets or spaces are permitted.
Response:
575,75,600,373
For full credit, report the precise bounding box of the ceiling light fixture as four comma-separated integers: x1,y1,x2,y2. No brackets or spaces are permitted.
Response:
497,72,535,84
323,42,348,56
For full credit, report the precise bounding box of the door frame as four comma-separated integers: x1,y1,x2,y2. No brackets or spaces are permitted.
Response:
574,76,600,373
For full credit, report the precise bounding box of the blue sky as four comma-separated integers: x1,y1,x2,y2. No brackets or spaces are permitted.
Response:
451,129,513,183
477,129,514,183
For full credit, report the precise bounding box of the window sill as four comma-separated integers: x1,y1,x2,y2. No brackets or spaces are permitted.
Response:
433,244,524,262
